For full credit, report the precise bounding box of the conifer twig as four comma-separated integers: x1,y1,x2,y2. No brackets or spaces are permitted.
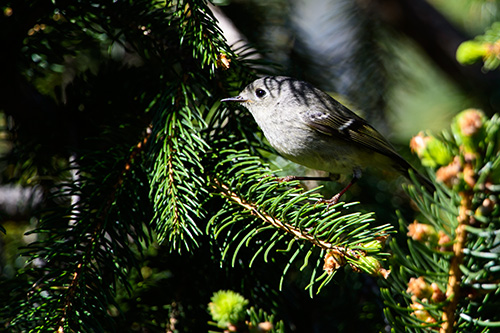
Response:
56,130,151,331
211,178,349,252
441,192,471,333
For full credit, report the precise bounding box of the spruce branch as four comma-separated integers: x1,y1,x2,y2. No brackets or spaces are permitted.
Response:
1,0,278,331
456,22,500,72
9,135,152,331
207,143,393,294
149,86,209,251
211,177,341,250
384,109,500,332
146,0,239,252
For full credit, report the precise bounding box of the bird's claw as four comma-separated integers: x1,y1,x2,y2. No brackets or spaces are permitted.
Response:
315,193,341,208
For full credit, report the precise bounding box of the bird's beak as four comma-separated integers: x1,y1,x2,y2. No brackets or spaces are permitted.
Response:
221,95,248,103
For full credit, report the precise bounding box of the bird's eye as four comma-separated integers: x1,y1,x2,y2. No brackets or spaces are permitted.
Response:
255,88,267,98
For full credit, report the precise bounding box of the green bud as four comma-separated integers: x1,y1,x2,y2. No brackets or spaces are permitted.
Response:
354,255,381,276
411,133,453,168
456,41,488,65
425,137,454,167
208,290,249,328
451,109,486,153
407,221,439,245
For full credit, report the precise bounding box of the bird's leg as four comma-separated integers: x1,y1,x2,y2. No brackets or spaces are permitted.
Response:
276,169,361,206
317,169,362,206
318,177,357,206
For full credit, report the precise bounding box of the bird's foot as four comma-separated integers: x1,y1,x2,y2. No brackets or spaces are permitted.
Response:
316,193,342,208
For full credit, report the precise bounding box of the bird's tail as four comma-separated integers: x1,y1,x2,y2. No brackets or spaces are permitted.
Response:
393,157,435,194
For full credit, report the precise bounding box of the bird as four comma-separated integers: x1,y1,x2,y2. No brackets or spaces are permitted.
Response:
221,76,434,204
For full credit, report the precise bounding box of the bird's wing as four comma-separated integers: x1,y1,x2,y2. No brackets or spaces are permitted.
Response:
303,105,400,158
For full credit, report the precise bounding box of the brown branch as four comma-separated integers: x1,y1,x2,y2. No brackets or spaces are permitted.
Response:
56,263,82,333
164,82,189,234
211,177,343,251
55,127,152,331
440,192,471,333
210,176,392,278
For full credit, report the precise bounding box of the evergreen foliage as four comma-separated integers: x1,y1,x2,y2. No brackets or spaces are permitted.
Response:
457,22,500,71
208,290,284,332
1,0,391,331
207,141,393,296
1,0,500,332
382,110,500,332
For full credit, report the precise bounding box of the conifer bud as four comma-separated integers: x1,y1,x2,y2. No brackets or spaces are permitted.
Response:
407,277,433,299
407,221,438,243
456,41,489,65
452,109,486,154
410,132,453,167
208,290,249,328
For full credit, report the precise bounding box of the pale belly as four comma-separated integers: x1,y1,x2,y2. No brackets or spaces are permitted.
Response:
258,116,387,176
266,130,372,175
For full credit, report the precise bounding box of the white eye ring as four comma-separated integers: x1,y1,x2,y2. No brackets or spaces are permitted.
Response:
255,88,267,98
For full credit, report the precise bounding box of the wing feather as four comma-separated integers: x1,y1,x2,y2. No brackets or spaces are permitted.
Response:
303,104,400,159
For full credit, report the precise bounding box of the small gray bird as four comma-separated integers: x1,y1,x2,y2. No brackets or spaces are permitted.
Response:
222,76,434,204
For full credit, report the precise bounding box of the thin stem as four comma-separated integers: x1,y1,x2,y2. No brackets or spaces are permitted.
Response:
211,177,343,252
55,128,151,331
440,192,471,333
